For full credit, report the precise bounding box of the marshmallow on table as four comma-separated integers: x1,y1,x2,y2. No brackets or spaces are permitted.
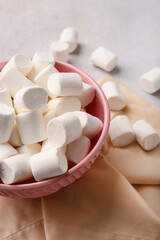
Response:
47,112,82,147
50,41,69,62
48,97,81,116
102,81,126,110
0,143,18,162
0,153,32,184
0,104,15,143
30,148,68,181
140,68,160,94
27,52,55,81
132,120,160,151
109,115,135,147
0,89,13,106
17,143,41,156
14,86,48,111
77,82,95,108
8,121,22,147
16,110,46,144
59,27,78,53
67,136,91,164
2,54,33,76
47,72,83,97
41,139,67,153
73,111,103,139
91,46,118,72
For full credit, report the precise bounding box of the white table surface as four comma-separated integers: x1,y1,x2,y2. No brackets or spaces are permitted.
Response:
0,0,160,108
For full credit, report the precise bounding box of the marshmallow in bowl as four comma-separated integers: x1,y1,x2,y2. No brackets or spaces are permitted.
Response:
0,89,13,106
0,143,18,162
59,27,78,53
8,121,22,147
41,139,67,153
50,41,69,62
17,143,41,156
77,82,95,108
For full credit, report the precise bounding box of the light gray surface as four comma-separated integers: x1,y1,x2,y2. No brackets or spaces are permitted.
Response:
0,0,160,108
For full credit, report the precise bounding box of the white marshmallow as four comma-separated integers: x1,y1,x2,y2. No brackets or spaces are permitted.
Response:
48,97,81,116
30,148,68,181
47,72,83,97
47,112,82,147
91,46,118,72
67,136,91,164
2,54,33,76
140,68,160,94
0,104,15,143
14,86,48,111
41,104,49,115
109,115,135,147
41,139,67,153
8,121,22,147
0,89,12,106
27,52,55,81
17,143,41,156
132,120,160,151
0,153,32,184
102,81,126,110
0,68,34,97
77,82,95,108
59,27,78,53
43,110,55,127
50,41,69,62
73,111,103,139
0,143,18,162
16,110,46,144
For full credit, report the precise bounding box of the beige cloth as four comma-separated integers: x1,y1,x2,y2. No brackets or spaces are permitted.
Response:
0,75,160,240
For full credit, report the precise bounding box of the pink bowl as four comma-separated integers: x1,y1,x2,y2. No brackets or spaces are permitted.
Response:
0,60,110,199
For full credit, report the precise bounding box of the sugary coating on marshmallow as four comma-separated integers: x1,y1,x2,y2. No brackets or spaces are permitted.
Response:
91,46,118,72
17,143,41,156
0,143,18,162
59,27,78,53
50,41,69,62
77,82,95,108
8,121,22,147
140,68,160,94
0,89,13,106
133,120,160,151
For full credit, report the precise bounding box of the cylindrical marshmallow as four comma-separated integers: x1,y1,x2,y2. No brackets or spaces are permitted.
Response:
14,86,48,111
73,111,103,139
140,68,160,93
109,115,135,147
30,148,68,181
47,72,83,97
0,143,18,162
8,121,22,147
0,153,32,184
91,46,118,72
0,89,12,106
2,54,33,76
41,139,67,153
102,81,126,110
0,104,15,143
59,27,78,53
17,143,41,156
50,41,69,62
77,82,95,108
43,110,55,127
47,112,82,147
41,104,49,115
132,120,160,151
67,136,91,164
16,110,46,144
27,52,55,81
48,97,81,116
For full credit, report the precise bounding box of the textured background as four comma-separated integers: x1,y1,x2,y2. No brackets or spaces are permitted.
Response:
0,0,159,107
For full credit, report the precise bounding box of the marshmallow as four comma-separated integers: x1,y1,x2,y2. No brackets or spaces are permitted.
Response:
132,120,160,151
59,27,78,53
41,104,49,115
140,68,160,93
73,111,103,139
0,89,13,106
47,72,83,97
0,153,32,184
50,41,69,62
43,110,55,127
2,54,33,76
41,139,67,153
14,86,48,111
17,143,41,156
91,46,118,72
77,82,95,108
0,68,34,97
8,121,22,147
27,52,55,81
16,110,46,144
47,112,82,147
0,143,18,162
0,104,15,143
109,115,135,147
30,148,68,181
102,81,126,110
67,136,91,164
48,97,81,116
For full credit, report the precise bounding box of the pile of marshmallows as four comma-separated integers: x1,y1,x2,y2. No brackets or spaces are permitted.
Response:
0,52,103,185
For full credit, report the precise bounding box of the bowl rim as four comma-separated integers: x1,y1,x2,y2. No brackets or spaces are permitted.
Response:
0,60,110,190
